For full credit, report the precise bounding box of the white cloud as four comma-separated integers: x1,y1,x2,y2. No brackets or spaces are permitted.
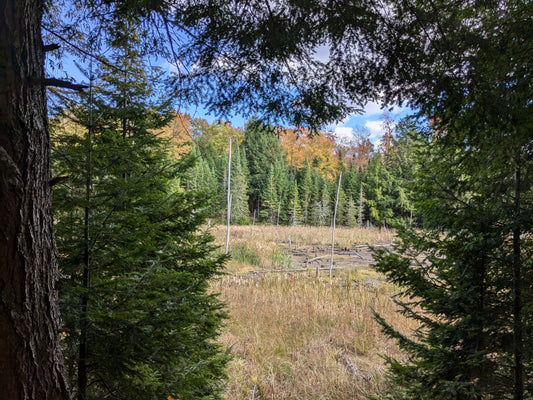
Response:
327,115,351,129
334,126,354,142
362,101,384,117
364,120,384,138
161,61,181,75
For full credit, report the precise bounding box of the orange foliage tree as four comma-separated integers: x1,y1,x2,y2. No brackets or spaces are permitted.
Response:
156,112,194,158
278,127,339,177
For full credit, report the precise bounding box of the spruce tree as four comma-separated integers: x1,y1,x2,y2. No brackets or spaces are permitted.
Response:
357,184,365,228
261,164,279,224
335,186,347,226
298,160,313,225
51,28,228,400
344,195,357,227
244,118,281,213
287,179,303,226
383,118,419,226
373,123,533,399
364,153,394,226
313,178,331,226
230,143,250,224
272,156,290,224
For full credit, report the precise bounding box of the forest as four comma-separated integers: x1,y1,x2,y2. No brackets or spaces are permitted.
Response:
167,113,417,228
0,1,531,400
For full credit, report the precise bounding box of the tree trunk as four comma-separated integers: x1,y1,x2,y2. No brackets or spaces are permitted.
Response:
0,1,71,399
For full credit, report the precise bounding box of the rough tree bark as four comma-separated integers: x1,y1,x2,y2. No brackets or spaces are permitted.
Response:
0,0,70,399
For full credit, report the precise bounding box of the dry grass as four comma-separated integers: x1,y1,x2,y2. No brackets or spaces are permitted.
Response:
207,225,414,400
208,224,395,274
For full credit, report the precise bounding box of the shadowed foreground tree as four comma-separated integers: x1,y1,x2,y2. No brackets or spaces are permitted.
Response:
51,26,229,400
0,1,70,398
373,124,533,399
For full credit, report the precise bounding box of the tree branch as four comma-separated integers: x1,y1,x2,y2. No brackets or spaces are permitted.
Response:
44,78,89,92
43,43,60,52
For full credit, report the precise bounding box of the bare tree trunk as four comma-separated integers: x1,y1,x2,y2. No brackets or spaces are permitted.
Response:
251,209,256,237
225,138,232,254
330,172,342,278
0,1,70,399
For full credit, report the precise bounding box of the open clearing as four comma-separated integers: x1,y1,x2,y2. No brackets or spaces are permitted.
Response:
209,225,415,400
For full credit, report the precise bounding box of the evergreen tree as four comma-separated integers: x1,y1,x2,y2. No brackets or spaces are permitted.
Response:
312,178,331,226
272,156,291,224
384,118,420,226
51,30,228,400
244,118,281,213
344,195,358,227
364,153,394,226
343,163,362,202
335,186,347,226
261,164,279,224
287,179,303,226
230,143,250,224
357,184,366,228
189,146,219,217
373,124,533,399
298,160,313,225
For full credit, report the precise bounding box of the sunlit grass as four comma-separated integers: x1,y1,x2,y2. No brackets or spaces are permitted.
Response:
207,224,413,400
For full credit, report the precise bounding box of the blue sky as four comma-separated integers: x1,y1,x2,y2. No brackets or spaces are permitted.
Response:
177,99,411,145
163,43,413,144
55,54,412,145
326,103,411,144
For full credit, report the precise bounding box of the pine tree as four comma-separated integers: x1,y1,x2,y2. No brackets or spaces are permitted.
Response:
51,28,228,400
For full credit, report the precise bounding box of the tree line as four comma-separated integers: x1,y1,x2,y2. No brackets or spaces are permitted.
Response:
172,114,420,228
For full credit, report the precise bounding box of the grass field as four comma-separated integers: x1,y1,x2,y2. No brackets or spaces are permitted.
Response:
209,224,415,400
